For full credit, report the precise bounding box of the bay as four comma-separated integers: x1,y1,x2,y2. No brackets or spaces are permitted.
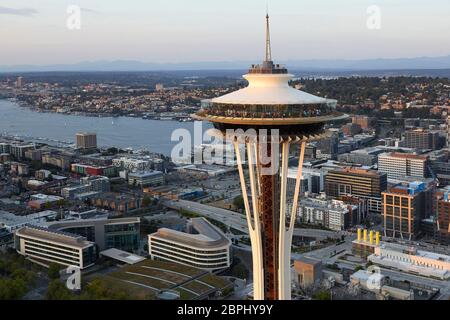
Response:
0,99,211,156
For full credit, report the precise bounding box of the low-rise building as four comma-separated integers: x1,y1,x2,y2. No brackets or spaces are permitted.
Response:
293,257,322,289
35,169,52,180
15,225,97,269
10,162,29,176
128,170,164,187
10,144,35,160
47,217,140,252
0,210,57,233
28,194,64,210
149,218,232,271
91,193,142,215
368,242,450,280
71,163,116,177
294,196,356,231
42,153,72,171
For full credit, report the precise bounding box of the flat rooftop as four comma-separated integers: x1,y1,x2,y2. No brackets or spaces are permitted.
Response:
331,167,382,177
381,152,428,160
150,218,231,249
16,225,93,249
100,248,146,265
48,217,140,230
380,242,450,262
0,210,57,227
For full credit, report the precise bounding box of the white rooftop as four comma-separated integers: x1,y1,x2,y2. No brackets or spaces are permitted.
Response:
100,248,146,265
211,73,332,106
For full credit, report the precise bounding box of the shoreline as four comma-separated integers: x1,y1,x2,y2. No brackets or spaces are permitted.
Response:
0,99,202,156
4,97,195,122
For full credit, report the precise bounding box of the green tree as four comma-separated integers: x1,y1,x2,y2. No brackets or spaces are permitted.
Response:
142,196,152,208
46,280,74,300
82,279,129,300
355,265,364,272
313,290,332,300
233,195,245,211
48,263,62,280
231,263,249,280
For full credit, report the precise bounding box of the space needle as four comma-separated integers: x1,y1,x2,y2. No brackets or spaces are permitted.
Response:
194,14,347,300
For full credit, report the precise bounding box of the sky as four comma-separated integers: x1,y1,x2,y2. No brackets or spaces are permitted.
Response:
1,0,450,65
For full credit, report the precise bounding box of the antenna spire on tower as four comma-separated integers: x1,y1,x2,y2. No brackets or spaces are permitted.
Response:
265,10,272,62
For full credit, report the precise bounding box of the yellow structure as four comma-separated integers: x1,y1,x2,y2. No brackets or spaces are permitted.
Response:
369,231,374,244
357,229,362,241
363,229,368,242
376,232,381,246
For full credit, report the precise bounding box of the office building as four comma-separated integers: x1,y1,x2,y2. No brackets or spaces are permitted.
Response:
430,159,450,186
25,149,42,161
15,226,97,269
10,144,35,160
337,147,385,167
15,76,24,88
128,170,164,187
378,153,428,180
404,129,442,151
61,176,110,199
325,167,387,199
287,167,326,196
0,143,11,154
436,191,450,245
383,181,435,240
48,217,140,252
149,218,231,271
325,167,386,214
316,130,340,160
81,175,110,192
342,123,362,136
352,115,371,129
76,132,97,150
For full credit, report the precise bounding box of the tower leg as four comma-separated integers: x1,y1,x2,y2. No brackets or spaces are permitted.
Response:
233,140,264,300
278,140,306,300
257,141,280,300
233,137,307,301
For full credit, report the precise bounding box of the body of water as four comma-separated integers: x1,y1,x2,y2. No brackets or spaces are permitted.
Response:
0,99,210,156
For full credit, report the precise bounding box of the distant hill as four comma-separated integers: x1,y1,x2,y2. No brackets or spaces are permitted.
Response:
1,55,450,72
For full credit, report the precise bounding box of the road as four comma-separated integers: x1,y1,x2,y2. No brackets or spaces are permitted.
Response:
301,236,355,263
164,199,341,241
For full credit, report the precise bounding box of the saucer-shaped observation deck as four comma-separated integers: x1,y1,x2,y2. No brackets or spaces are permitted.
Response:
193,61,347,138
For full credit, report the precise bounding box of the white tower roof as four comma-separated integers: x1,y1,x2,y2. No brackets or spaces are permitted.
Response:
211,73,330,106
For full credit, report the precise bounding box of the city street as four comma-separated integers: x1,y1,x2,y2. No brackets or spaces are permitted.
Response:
164,199,342,241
